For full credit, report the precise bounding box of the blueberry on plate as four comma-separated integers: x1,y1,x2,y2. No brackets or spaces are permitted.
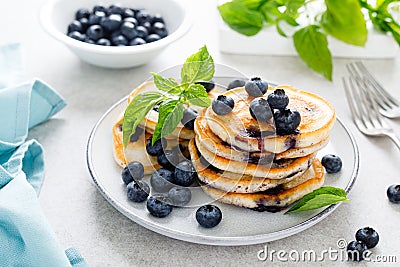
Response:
68,20,83,33
147,194,173,218
100,14,122,32
120,21,137,40
150,168,175,192
111,35,128,46
347,240,368,261
274,108,301,135
168,187,192,206
129,126,144,143
68,31,85,41
321,154,342,173
86,25,104,41
245,77,268,97
157,149,179,170
146,137,166,156
174,160,197,187
88,11,106,25
145,34,160,43
127,180,150,202
196,205,222,228
267,89,289,110
196,79,215,92
212,95,235,115
181,108,198,130
135,25,149,39
356,227,379,249
387,185,400,203
121,165,133,185
75,8,90,20
127,161,144,180
227,79,246,90
97,38,111,46
249,98,273,122
129,37,146,46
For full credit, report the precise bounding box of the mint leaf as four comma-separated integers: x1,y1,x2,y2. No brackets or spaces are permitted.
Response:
293,25,332,80
233,0,269,10
184,84,212,107
285,0,305,19
122,92,164,147
218,1,264,36
151,72,182,94
152,99,184,144
321,0,367,46
285,186,349,214
181,46,215,85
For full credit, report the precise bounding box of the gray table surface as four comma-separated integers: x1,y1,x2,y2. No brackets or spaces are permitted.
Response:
2,0,400,266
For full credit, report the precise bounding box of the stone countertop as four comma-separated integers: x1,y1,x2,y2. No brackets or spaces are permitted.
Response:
1,0,400,266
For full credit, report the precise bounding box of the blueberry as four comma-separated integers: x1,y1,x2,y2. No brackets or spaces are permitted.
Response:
86,25,104,41
68,20,83,33
152,13,165,24
174,161,197,186
75,8,90,20
136,10,152,24
68,31,85,41
196,205,222,228
227,79,246,90
145,34,160,43
109,30,122,39
108,4,123,15
356,227,379,249
146,137,166,156
196,79,215,92
97,38,111,46
88,11,106,25
387,185,400,203
120,21,137,40
249,98,273,122
100,14,122,32
245,77,268,97
112,35,128,46
273,108,301,135
127,161,144,180
129,37,146,46
129,126,144,142
79,18,89,32
150,168,175,192
321,154,342,173
84,38,95,44
157,149,179,170
152,22,167,35
122,8,135,18
121,166,133,185
141,22,152,33
124,17,138,27
93,4,107,13
135,26,149,39
267,89,289,110
147,194,173,218
127,181,150,202
168,187,192,206
347,240,368,261
181,108,198,130
212,95,235,115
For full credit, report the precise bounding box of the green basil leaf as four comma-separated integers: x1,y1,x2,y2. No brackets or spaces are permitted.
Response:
218,1,264,36
122,92,164,147
276,20,288,37
181,45,215,85
233,0,269,10
285,0,305,20
184,84,212,107
293,25,333,80
151,72,182,94
321,0,367,46
152,99,184,144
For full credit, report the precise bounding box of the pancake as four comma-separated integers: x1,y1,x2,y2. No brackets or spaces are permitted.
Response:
201,158,325,211
194,109,330,161
206,85,336,153
195,136,315,179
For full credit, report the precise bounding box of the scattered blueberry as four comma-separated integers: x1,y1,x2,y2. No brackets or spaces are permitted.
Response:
97,38,111,46
129,37,146,46
174,161,197,186
146,34,161,43
227,79,246,90
347,240,368,261
146,137,166,156
150,168,175,192
212,95,235,115
127,161,144,180
147,194,173,217
168,187,192,206
273,108,301,135
267,89,289,110
157,149,179,170
245,77,268,97
181,108,198,130
249,98,273,122
196,79,215,92
356,227,379,249
120,21,137,40
75,8,90,20
321,154,342,173
387,185,400,203
121,165,133,185
135,26,149,39
68,31,86,41
86,25,104,41
129,126,144,142
127,181,150,202
100,14,122,32
196,205,222,228
68,20,83,33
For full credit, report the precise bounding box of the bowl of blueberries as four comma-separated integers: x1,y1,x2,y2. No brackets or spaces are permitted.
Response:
40,0,191,68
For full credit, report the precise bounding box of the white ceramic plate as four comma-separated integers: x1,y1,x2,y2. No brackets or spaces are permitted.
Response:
86,80,359,246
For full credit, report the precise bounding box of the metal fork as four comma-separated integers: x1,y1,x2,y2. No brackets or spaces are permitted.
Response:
346,61,400,118
342,76,400,150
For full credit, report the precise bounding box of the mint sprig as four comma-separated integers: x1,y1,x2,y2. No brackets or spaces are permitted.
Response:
285,186,349,214
122,45,214,147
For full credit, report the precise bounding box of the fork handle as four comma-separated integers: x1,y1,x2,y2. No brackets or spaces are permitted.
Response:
387,132,400,150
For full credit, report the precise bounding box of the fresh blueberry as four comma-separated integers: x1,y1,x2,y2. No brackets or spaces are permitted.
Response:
387,185,400,203
129,37,146,46
93,4,107,13
273,108,301,135
145,34,160,43
84,38,95,44
124,17,138,26
122,8,135,18
68,31,85,41
152,13,165,24
111,35,128,46
129,126,144,142
249,98,273,122
212,95,235,115
127,161,144,180
100,14,122,32
321,154,342,173
174,161,197,186
97,38,111,46
152,22,167,37
150,168,175,192
347,240,368,261
146,137,166,156
168,187,192,206
245,77,268,97
356,227,379,249
135,26,148,39
86,25,104,41
127,181,150,202
157,149,179,170
136,10,152,24
68,20,83,33
267,89,289,110
147,194,173,218
121,165,133,185
196,205,222,228
109,30,122,39
120,21,137,40
196,79,215,92
141,22,152,33
108,4,123,15
79,18,89,32
88,11,106,25
181,108,198,130
75,8,90,20
227,79,246,90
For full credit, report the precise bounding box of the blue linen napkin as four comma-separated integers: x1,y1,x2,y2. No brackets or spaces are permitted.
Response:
0,43,88,267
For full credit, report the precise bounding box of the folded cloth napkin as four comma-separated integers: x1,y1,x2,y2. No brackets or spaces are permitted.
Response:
0,43,88,267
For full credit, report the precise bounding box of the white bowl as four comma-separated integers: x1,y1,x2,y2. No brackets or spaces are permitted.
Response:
40,0,191,68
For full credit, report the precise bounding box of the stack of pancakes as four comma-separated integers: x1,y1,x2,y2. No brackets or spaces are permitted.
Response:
188,85,336,211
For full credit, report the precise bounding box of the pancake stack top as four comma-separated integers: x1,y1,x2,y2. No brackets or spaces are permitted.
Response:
189,84,336,211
